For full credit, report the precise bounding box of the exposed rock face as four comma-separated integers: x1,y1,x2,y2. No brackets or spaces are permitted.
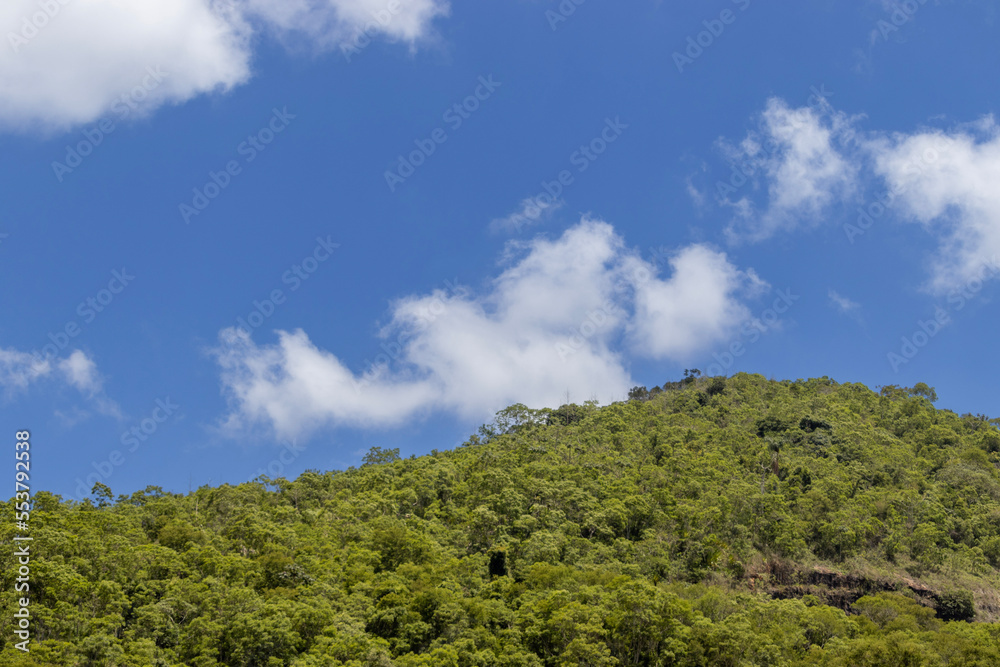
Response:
757,563,941,612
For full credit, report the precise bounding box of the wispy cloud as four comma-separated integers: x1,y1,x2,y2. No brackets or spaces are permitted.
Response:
719,98,860,243
0,346,121,417
686,177,707,210
0,347,51,392
489,196,563,234
721,99,1000,295
828,289,860,315
58,350,103,395
58,350,123,418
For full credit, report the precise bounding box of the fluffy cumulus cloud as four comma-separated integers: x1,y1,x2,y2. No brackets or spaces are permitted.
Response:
629,245,765,359
0,0,448,130
719,98,859,242
867,118,1000,293
0,0,252,130
214,219,765,440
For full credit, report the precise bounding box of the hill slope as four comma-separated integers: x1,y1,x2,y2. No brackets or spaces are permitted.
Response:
4,374,1000,665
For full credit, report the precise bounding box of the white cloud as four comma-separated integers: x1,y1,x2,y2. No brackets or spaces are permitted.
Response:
828,289,860,314
489,196,563,234
686,178,707,210
629,245,766,359
213,219,765,440
719,100,1000,295
1,0,252,130
58,350,102,394
867,117,1000,293
720,98,859,242
243,0,447,46
0,347,51,391
0,0,448,130
0,346,120,415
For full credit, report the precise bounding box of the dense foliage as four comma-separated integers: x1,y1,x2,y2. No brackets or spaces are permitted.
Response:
3,374,1000,666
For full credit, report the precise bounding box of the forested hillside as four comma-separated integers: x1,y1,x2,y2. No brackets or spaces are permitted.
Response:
4,374,1000,666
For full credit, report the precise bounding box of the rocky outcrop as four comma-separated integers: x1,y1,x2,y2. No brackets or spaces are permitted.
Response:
751,563,940,612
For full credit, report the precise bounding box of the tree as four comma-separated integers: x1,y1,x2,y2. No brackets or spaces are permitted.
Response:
628,386,649,401
937,590,975,622
363,446,401,466
910,382,938,402
3,373,1000,665
91,482,114,508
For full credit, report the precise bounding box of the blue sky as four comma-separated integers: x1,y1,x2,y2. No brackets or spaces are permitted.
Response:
2,0,999,502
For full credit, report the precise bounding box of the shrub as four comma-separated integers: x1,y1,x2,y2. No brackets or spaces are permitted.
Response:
936,590,975,622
